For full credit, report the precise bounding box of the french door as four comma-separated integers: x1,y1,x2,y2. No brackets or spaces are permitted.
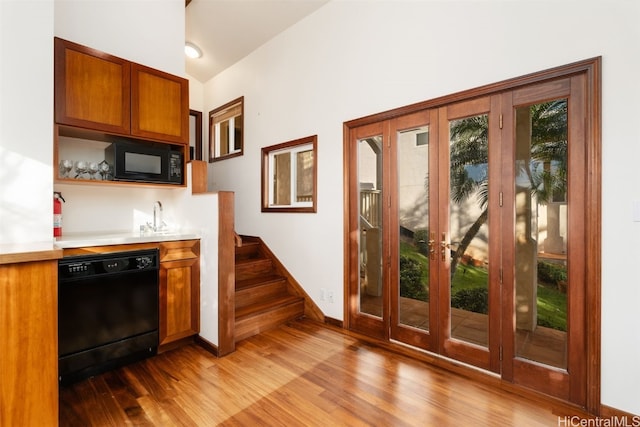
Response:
347,98,502,372
346,65,598,408
500,76,587,402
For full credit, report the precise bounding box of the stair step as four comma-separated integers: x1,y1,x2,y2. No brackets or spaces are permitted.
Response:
235,294,303,319
236,275,288,309
235,295,305,342
235,257,273,281
236,273,287,291
235,238,261,261
237,235,260,245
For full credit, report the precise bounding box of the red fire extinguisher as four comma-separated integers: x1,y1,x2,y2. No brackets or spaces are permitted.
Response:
54,192,65,237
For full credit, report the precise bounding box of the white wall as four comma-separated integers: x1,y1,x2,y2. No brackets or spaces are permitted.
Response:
188,74,206,160
175,165,219,345
0,0,55,244
53,0,184,76
203,0,640,415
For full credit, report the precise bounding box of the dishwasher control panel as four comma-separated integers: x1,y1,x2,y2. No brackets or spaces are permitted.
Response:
62,261,93,276
59,249,158,280
135,255,155,270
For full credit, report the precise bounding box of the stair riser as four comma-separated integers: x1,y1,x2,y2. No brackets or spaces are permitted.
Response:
235,259,273,281
235,243,261,261
235,300,305,343
236,281,288,309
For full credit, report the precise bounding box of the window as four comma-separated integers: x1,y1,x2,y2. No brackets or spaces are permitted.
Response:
209,96,243,162
261,135,317,213
416,130,429,146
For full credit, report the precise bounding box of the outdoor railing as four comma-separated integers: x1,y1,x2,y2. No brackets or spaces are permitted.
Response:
360,189,381,228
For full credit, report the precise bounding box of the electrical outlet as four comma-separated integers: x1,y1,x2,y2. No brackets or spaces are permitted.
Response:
320,288,326,301
328,291,334,304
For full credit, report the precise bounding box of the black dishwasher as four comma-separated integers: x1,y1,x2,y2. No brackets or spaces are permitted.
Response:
58,249,159,385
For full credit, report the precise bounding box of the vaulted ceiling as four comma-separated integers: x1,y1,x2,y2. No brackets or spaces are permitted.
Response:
185,0,329,83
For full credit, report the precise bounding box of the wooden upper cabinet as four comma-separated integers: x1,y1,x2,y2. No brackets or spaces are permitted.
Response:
131,63,189,144
54,37,189,144
54,37,131,135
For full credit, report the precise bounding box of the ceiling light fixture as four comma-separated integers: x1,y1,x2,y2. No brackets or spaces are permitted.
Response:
185,42,202,59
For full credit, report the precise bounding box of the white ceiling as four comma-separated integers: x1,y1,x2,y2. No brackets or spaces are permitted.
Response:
185,0,329,83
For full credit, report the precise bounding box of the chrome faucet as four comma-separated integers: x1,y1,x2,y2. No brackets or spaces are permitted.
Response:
153,201,163,231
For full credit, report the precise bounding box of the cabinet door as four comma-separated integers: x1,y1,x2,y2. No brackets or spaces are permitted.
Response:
159,258,200,346
159,240,200,347
54,37,131,135
131,63,189,144
1,260,58,426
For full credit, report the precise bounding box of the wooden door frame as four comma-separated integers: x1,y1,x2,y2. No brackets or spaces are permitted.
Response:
343,57,601,413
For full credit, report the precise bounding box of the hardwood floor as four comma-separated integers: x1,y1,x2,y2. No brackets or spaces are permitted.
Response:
60,319,588,426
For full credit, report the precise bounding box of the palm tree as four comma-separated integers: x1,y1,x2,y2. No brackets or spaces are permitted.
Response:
448,100,567,279
449,115,489,279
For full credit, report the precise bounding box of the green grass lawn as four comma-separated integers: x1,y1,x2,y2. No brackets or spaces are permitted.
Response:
399,241,567,331
400,241,430,284
536,282,567,331
451,264,487,291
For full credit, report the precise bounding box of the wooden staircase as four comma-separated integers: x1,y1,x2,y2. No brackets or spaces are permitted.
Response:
234,236,306,342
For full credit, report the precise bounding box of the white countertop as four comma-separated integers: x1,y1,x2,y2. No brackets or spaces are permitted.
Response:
54,230,201,249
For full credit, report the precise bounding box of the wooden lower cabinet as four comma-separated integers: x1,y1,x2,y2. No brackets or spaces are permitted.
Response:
0,255,60,427
159,240,200,349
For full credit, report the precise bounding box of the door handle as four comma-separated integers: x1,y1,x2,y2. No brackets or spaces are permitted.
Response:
440,232,450,261
427,232,436,260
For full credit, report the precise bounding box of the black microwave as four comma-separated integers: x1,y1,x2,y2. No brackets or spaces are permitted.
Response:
105,141,183,185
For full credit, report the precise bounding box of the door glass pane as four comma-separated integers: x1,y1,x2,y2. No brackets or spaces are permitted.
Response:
398,126,430,331
514,100,568,369
358,136,383,317
449,114,489,347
